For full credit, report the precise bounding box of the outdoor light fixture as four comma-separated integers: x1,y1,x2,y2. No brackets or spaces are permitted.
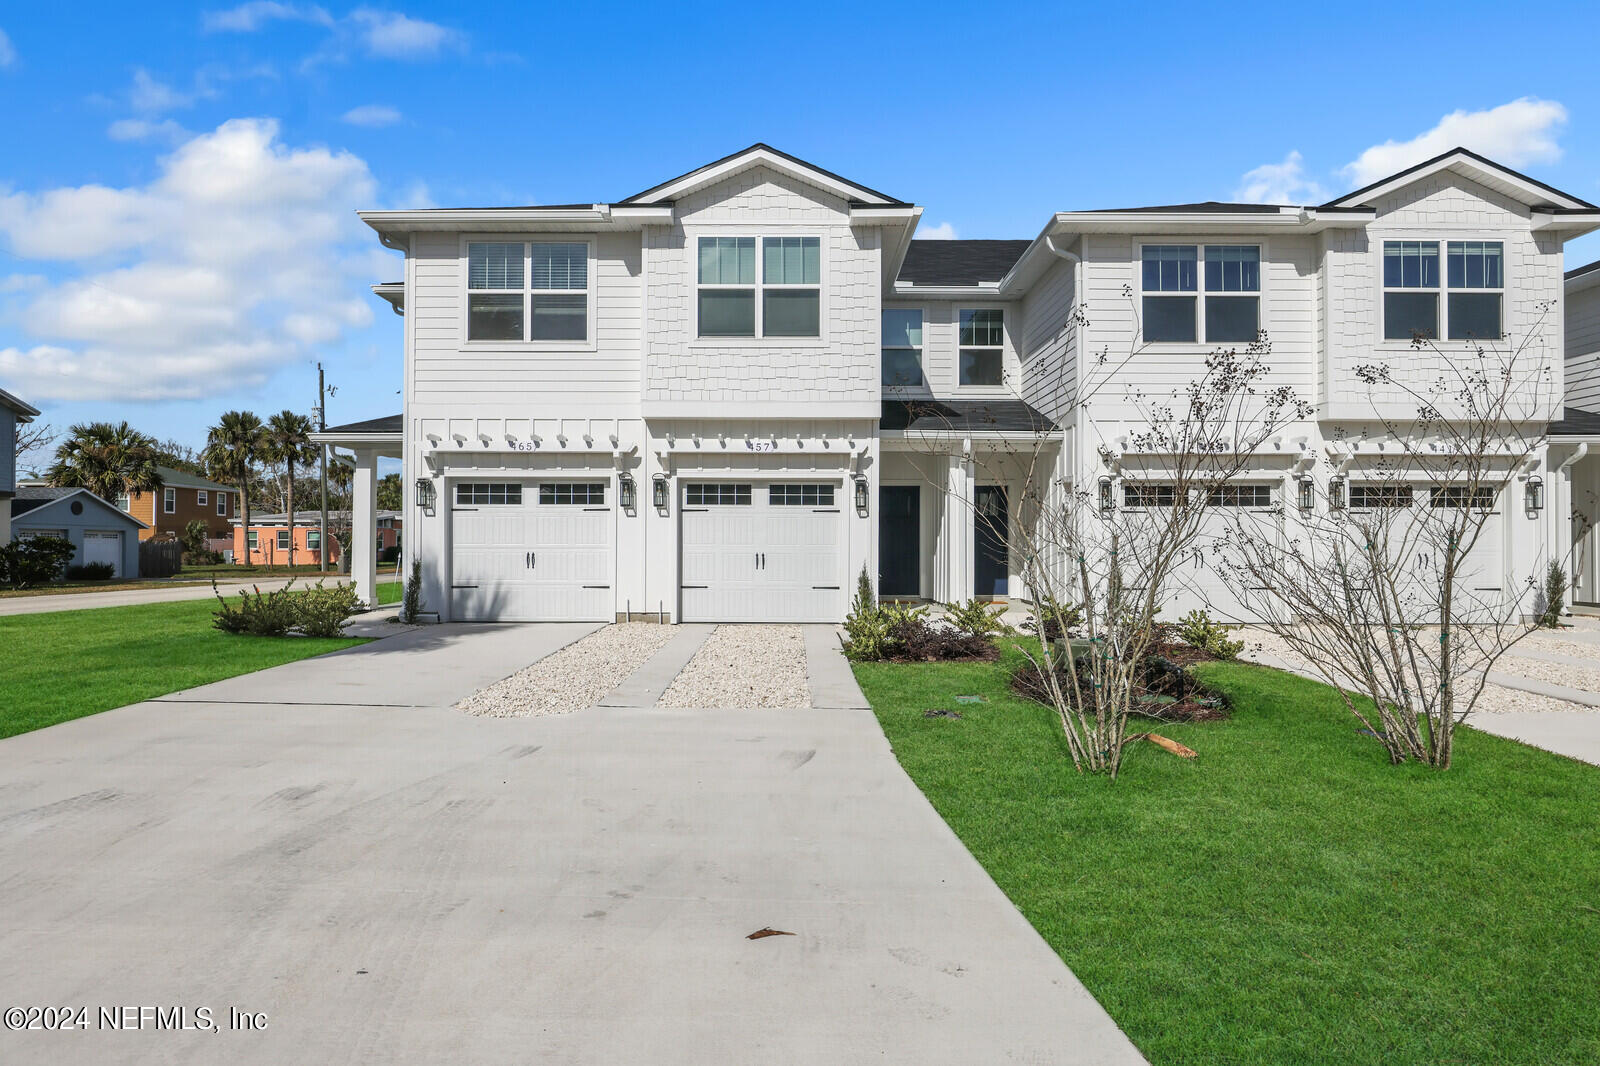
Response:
1098,475,1114,515
1525,475,1545,513
414,477,437,511
1327,476,1346,511
1297,476,1314,513
854,475,869,515
652,473,669,511
618,473,636,512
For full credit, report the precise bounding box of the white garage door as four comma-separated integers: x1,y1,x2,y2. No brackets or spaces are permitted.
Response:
1165,483,1280,622
82,531,122,577
680,481,843,623
1349,482,1504,617
450,480,614,621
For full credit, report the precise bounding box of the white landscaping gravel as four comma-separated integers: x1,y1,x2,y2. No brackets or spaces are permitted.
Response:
658,624,809,708
457,623,676,717
1239,627,1592,715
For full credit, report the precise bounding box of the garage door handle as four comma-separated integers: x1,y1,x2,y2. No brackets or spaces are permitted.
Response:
812,585,840,590
582,585,610,589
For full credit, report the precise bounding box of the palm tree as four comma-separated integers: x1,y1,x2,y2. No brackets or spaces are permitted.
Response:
261,410,318,568
47,421,164,503
204,411,264,567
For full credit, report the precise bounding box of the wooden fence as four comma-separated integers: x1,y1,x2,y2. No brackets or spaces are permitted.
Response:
139,539,182,578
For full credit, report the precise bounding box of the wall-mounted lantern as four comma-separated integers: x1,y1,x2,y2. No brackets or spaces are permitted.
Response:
652,473,669,512
414,477,437,512
618,473,636,513
1098,475,1114,515
1525,475,1545,513
853,475,869,516
1327,476,1346,511
1297,476,1314,513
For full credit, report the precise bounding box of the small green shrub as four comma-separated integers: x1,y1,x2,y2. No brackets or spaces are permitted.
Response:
943,597,1011,638
1020,594,1083,641
0,536,77,588
843,565,891,662
180,519,211,557
1538,562,1568,628
297,581,361,637
66,562,117,581
400,559,425,623
1176,609,1244,660
212,580,301,636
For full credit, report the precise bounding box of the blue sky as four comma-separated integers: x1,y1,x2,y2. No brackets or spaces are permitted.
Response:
1,0,1597,459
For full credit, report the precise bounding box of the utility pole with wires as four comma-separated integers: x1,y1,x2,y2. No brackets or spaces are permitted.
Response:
315,362,329,575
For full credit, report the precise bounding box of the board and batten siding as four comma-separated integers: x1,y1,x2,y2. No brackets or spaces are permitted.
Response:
1565,280,1600,411
1323,173,1563,420
408,229,643,422
642,165,879,414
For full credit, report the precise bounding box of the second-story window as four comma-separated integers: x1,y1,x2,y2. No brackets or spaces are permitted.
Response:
197,490,207,506
1383,241,1439,340
467,241,588,342
1142,244,1260,343
697,236,820,338
1384,240,1504,342
1446,241,1503,339
882,309,923,387
959,309,1004,386
163,487,176,514
218,493,228,516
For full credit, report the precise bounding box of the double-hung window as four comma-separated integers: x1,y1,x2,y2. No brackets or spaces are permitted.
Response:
467,241,589,342
696,237,820,338
959,309,1004,386
247,531,258,550
197,490,207,506
882,309,923,387
276,529,291,550
218,493,228,516
163,487,176,514
1384,240,1504,341
1446,241,1503,339
1142,245,1261,343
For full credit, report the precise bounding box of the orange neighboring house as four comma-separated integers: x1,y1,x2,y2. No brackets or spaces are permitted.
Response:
116,465,237,542
231,510,401,567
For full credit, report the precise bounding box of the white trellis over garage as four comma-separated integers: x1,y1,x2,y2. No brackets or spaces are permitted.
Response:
311,414,403,608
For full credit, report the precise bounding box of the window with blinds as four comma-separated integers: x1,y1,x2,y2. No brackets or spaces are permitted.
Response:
697,236,820,338
467,241,590,342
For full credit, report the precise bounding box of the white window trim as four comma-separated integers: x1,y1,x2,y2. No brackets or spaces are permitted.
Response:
163,487,176,514
459,234,598,352
197,490,207,506
1135,241,1267,347
688,227,827,348
1376,236,1507,348
881,305,926,395
217,493,228,516
276,529,291,550
956,304,1011,392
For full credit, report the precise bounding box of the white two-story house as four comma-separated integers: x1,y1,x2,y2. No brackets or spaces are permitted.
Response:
323,144,1600,622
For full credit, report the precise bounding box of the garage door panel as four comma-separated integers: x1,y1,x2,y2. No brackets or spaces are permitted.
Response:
680,482,842,623
83,532,122,577
450,482,614,622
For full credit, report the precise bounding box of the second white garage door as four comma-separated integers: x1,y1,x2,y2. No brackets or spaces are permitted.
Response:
680,481,843,623
450,480,614,621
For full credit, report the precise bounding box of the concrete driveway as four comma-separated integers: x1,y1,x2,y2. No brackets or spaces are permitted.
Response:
0,623,1143,1065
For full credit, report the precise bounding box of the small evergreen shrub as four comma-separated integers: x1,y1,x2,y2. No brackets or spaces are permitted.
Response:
400,559,425,623
843,565,891,662
1176,609,1244,660
1538,561,1568,628
213,580,301,636
942,597,1011,638
297,581,362,637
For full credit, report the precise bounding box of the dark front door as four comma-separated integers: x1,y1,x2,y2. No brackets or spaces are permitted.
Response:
975,485,1009,597
878,485,920,597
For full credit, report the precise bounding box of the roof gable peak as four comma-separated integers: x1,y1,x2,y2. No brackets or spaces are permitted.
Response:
622,143,905,206
1322,146,1595,211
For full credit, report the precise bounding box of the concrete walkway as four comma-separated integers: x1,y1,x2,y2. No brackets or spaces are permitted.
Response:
0,573,397,616
0,622,1144,1065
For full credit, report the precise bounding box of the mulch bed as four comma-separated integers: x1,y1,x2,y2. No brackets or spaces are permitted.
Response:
1010,641,1232,722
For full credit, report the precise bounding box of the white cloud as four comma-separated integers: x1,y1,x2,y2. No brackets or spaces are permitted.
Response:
0,118,379,402
1234,150,1328,205
203,2,332,32
1341,98,1568,189
348,8,460,58
919,221,958,240
0,28,16,69
129,68,201,113
108,117,190,143
341,103,401,127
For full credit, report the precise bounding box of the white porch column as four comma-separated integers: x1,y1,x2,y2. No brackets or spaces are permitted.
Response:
352,448,378,608
937,450,974,602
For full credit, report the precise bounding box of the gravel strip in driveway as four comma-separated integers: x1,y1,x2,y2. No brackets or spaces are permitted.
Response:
658,624,809,708
1240,628,1591,714
458,623,676,717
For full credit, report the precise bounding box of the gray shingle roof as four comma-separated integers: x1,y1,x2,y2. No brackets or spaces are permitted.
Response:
323,414,402,434
896,240,1032,286
880,399,1056,433
1568,259,1600,282
10,485,74,516
1084,201,1286,214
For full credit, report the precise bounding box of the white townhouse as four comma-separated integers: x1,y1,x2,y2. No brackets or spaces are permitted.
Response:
319,144,1600,623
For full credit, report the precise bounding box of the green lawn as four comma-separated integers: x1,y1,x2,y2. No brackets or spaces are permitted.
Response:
376,579,402,605
853,642,1600,1065
0,599,368,739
